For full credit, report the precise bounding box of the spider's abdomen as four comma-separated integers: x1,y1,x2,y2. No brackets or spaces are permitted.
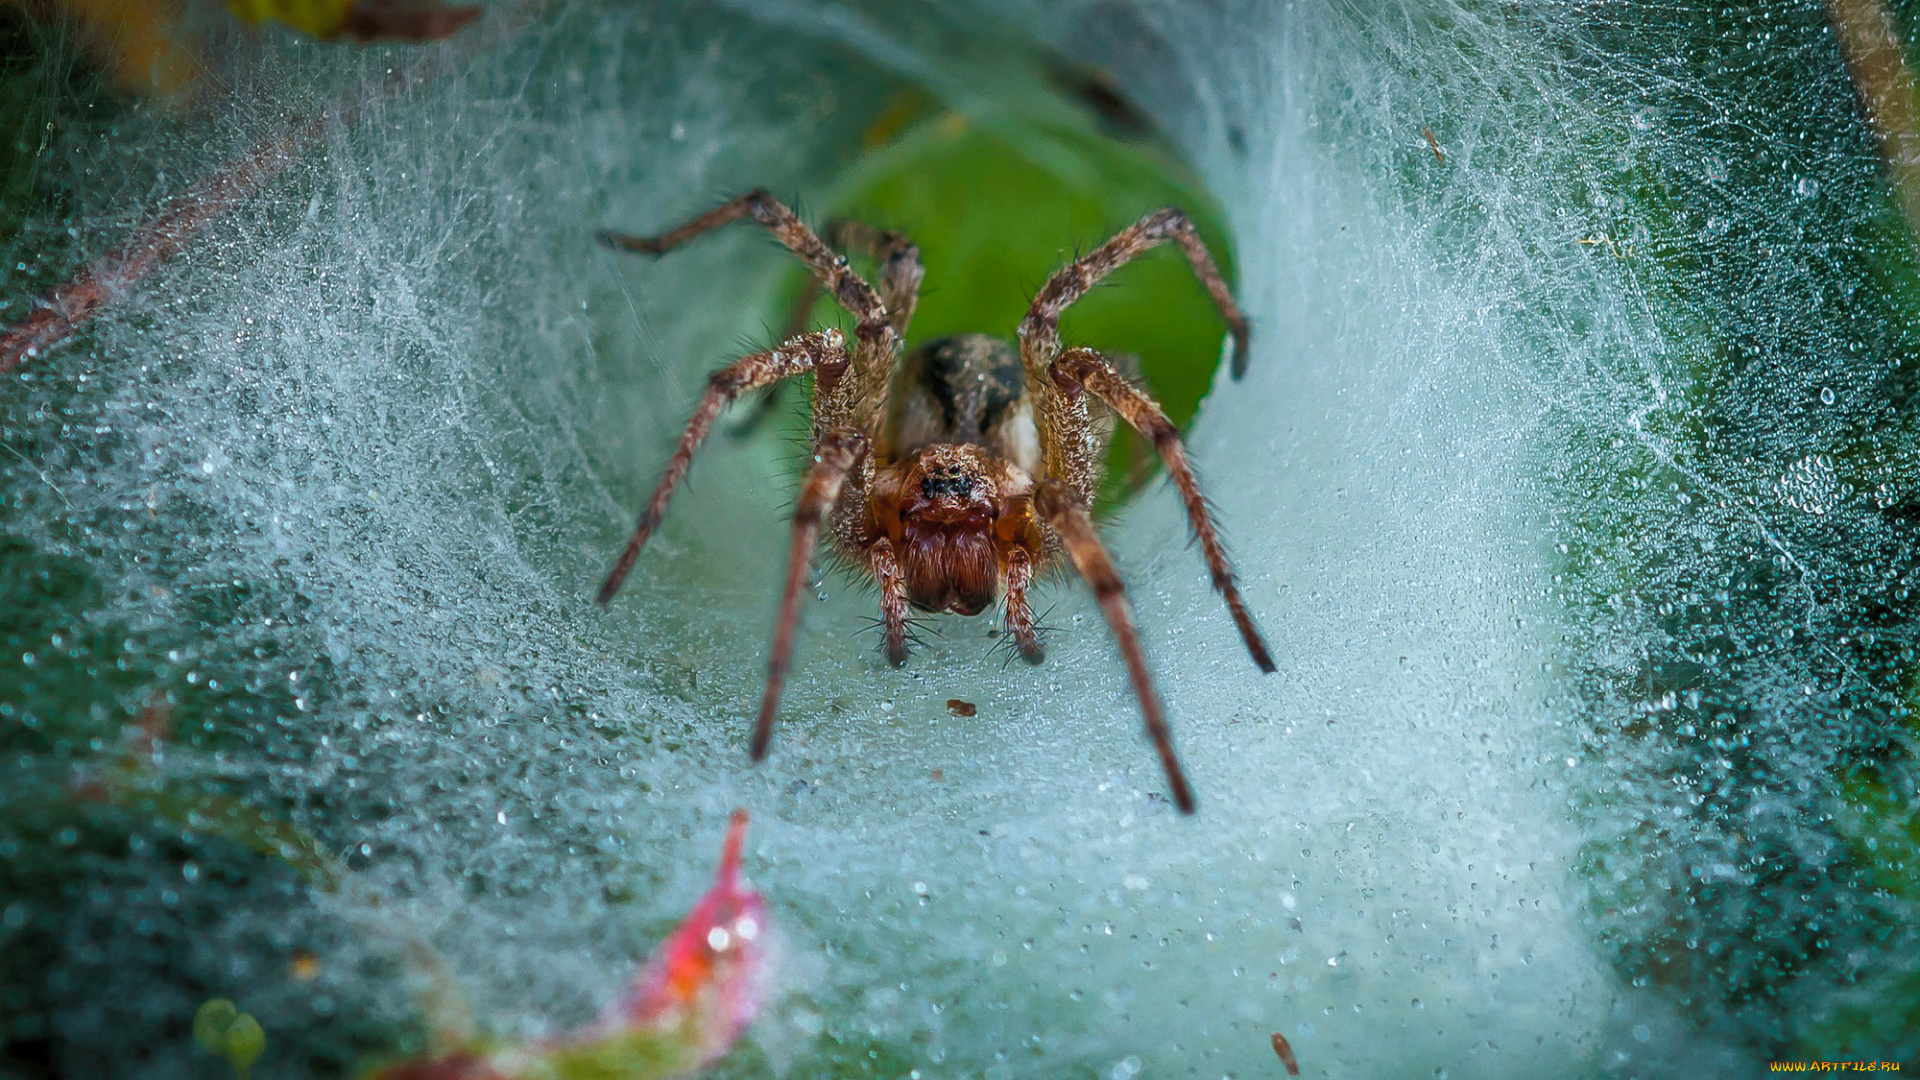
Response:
884,335,1038,471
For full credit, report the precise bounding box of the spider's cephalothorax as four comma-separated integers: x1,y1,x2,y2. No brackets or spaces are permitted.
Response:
870,336,1044,626
595,192,1272,813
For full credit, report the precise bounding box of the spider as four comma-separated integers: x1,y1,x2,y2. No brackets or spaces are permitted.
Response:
593,190,1273,813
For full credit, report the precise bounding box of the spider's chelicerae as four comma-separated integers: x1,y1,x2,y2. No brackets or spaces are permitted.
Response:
594,190,1273,813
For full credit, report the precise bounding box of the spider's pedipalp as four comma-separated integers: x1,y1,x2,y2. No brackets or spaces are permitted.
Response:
596,329,847,606
1003,547,1046,665
752,429,870,762
1051,347,1276,673
869,535,912,667
1033,481,1196,815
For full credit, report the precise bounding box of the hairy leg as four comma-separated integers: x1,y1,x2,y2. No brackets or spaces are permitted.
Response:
1051,347,1275,673
596,329,849,605
1033,481,1196,814
730,219,923,439
598,190,898,434
725,278,818,444
869,535,912,667
752,430,871,761
1003,547,1046,664
828,220,925,339
1018,206,1251,380
1017,209,1247,505
753,220,923,340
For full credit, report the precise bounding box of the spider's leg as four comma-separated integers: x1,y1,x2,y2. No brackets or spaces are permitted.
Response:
728,275,826,440
733,222,923,440
599,191,898,436
597,329,849,605
1034,481,1196,814
753,430,870,761
597,191,888,342
1052,348,1275,673
869,535,912,667
596,193,762,256
1018,206,1251,379
1003,547,1046,664
828,221,924,340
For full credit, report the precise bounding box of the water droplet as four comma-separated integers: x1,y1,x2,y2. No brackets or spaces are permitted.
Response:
1819,386,1835,405
1775,453,1840,515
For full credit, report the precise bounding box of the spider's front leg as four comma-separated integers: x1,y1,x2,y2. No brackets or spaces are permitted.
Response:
595,330,849,605
752,430,871,761
730,219,924,441
597,190,887,338
598,190,901,434
827,220,924,339
1018,205,1251,380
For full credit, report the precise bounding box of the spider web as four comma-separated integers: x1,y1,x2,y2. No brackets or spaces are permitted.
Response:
2,0,1918,1076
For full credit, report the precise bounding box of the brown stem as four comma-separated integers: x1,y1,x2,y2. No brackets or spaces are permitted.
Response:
0,119,321,375
0,4,536,377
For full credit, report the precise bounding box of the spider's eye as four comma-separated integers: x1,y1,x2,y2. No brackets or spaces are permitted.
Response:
919,472,973,499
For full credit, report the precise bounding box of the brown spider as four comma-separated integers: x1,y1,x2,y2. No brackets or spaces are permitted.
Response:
593,191,1273,813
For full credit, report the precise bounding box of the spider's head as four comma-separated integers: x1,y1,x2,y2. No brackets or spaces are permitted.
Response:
871,444,1036,617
